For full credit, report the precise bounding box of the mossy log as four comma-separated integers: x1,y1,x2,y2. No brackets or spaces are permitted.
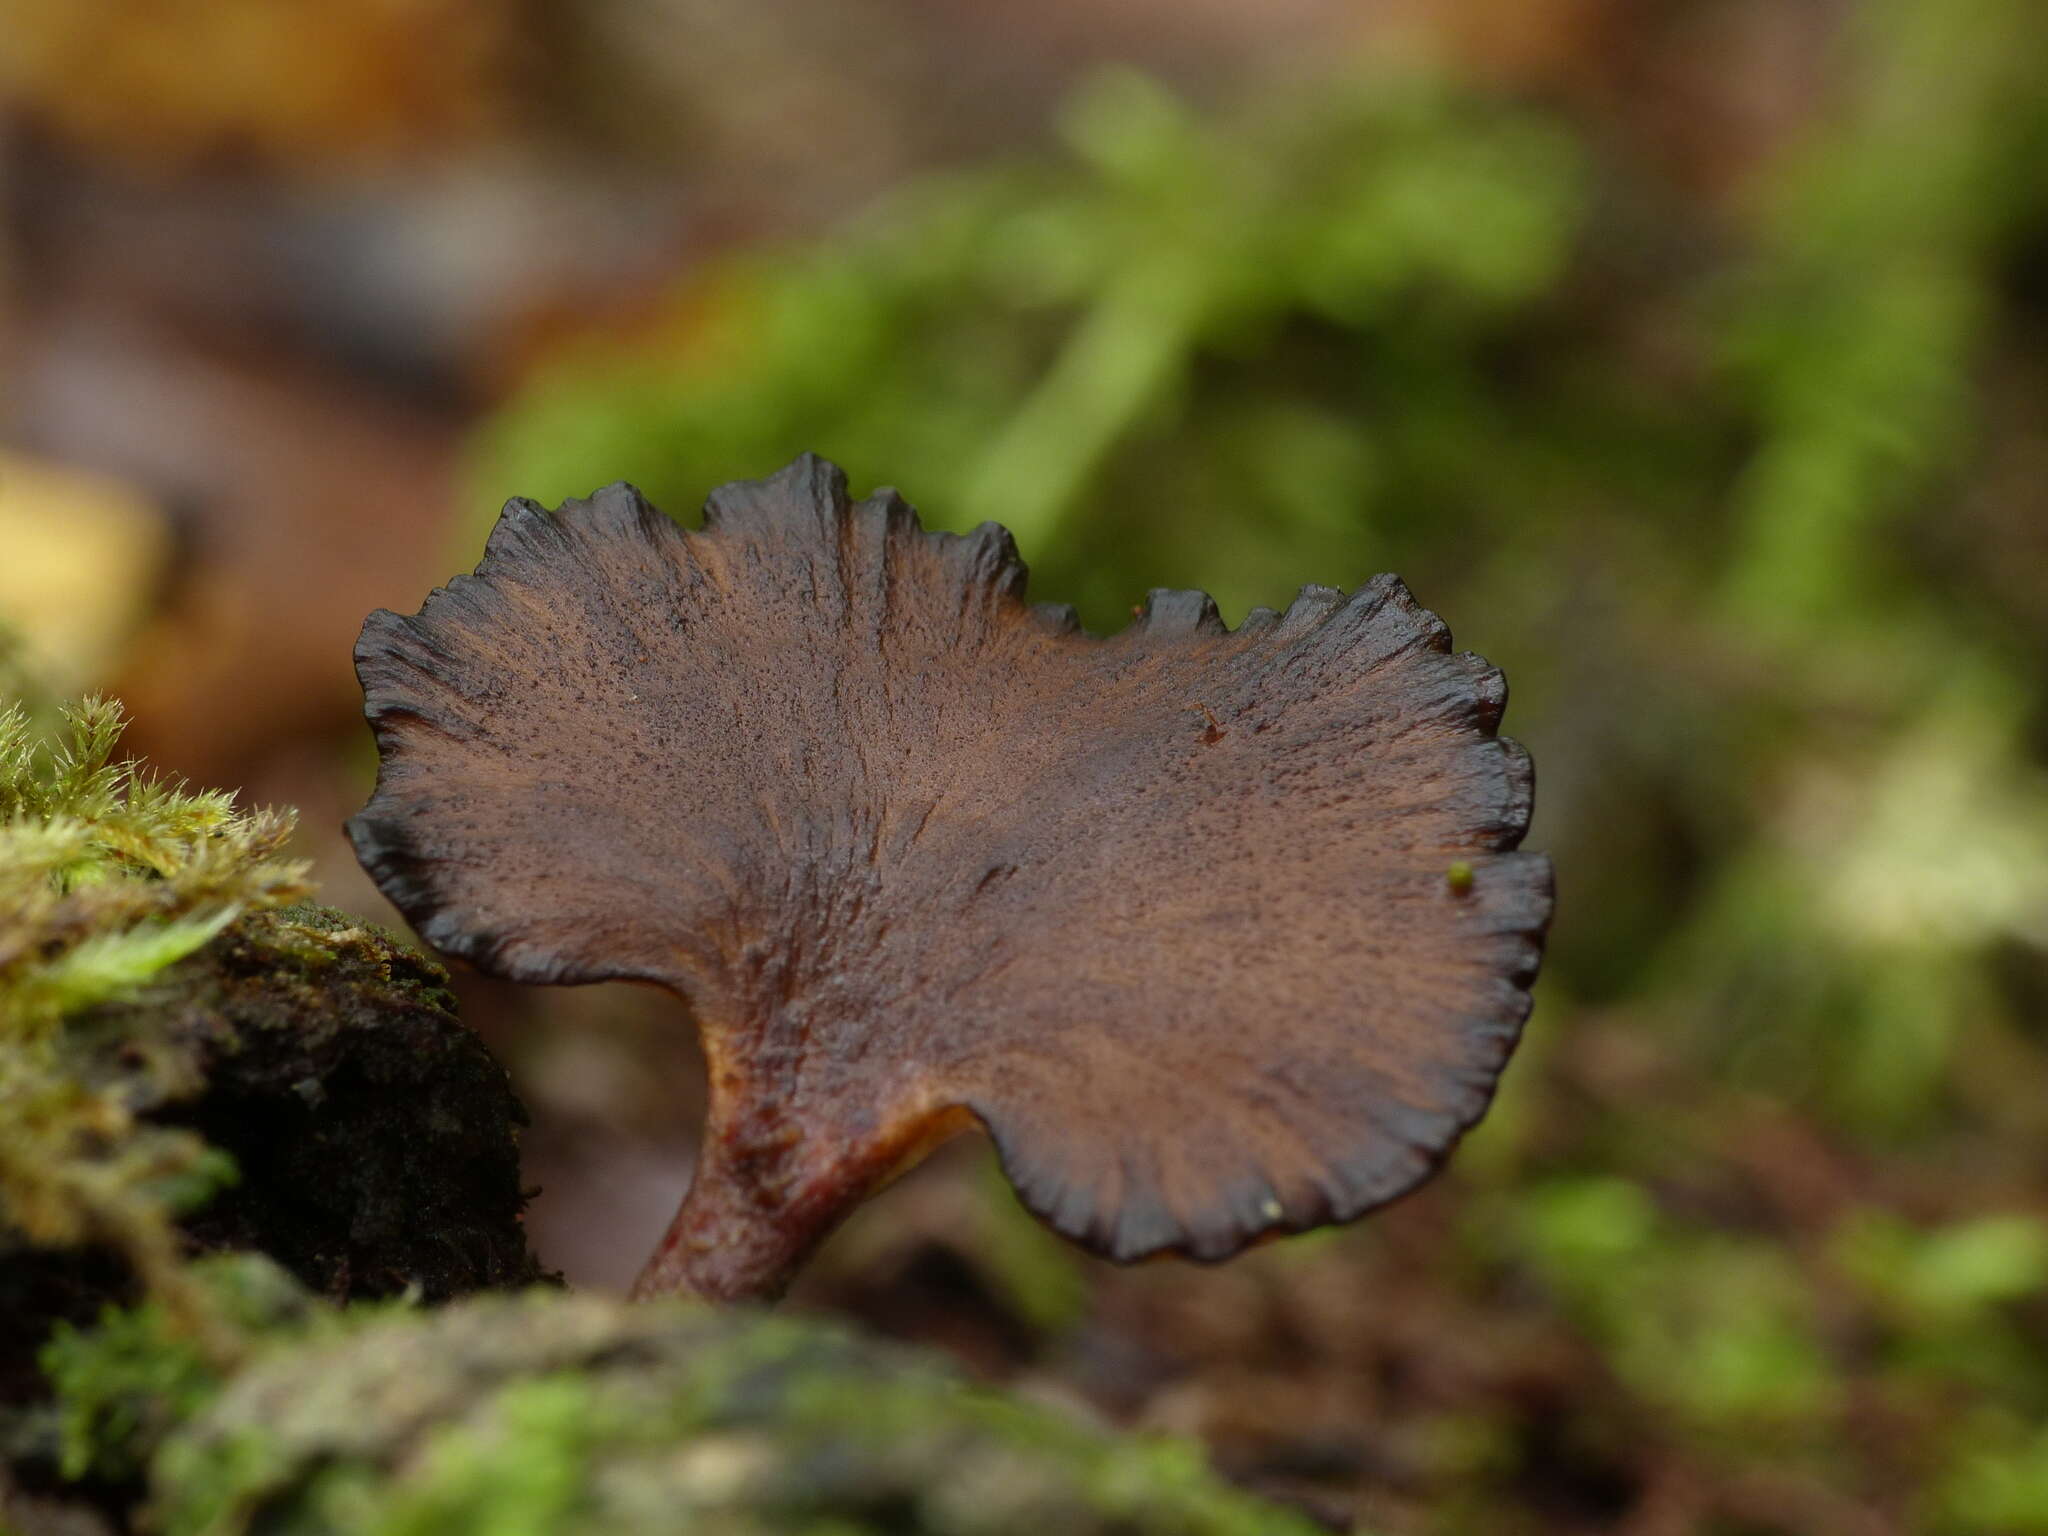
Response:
36,1259,1323,1536
2,904,549,1405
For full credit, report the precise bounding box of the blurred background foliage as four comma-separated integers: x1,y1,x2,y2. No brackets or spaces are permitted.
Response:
3,0,2047,1529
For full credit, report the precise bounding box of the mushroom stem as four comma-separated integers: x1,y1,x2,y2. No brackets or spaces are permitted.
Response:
630,1080,975,1303
629,1149,839,1303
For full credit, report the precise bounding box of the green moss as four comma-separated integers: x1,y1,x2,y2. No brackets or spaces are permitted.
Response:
30,1275,1327,1535
0,698,310,1036
1,698,545,1421
37,1255,310,1484
0,697,312,1370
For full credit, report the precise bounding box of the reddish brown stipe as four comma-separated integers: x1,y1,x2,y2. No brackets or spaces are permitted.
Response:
347,455,1554,1302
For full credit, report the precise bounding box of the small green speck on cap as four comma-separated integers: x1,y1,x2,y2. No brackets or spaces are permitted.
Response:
1446,860,1475,895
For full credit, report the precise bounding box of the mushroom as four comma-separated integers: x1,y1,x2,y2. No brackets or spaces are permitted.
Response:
347,455,1553,1302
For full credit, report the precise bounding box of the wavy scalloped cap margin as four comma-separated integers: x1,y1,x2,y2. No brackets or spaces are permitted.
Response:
348,454,1554,1289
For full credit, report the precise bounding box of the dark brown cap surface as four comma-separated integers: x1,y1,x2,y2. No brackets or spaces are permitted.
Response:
349,455,1552,1293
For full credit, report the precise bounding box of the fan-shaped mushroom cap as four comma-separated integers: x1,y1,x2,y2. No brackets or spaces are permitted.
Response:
348,456,1552,1300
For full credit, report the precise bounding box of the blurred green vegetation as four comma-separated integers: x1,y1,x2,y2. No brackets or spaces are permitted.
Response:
473,0,2048,1524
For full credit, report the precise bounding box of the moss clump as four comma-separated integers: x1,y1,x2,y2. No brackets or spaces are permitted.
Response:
1,695,313,1379
0,698,548,1414
34,1256,315,1488
39,1258,1322,1536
